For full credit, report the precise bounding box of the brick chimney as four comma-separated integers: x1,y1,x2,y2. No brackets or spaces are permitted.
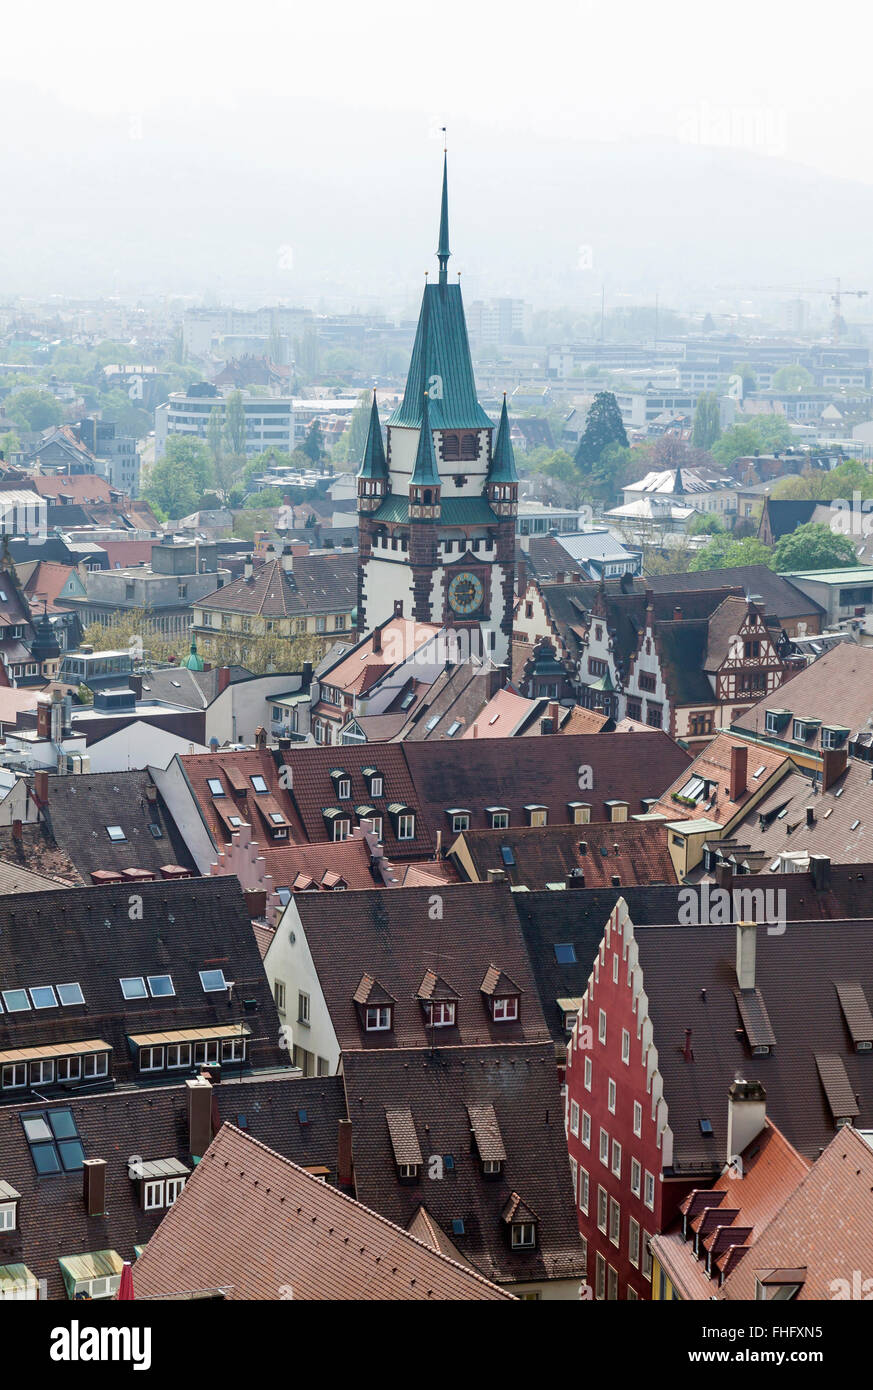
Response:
33,770,48,806
555,570,565,585
821,746,847,790
673,605,683,621
372,626,382,654
337,1118,354,1188
11,819,21,842
217,666,231,694
186,1074,213,1159
729,744,748,802
735,920,756,991
36,698,51,739
809,853,831,891
82,1158,106,1217
715,860,732,890
726,1078,766,1165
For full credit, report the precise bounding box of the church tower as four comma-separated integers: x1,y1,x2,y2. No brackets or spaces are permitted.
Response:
357,151,518,665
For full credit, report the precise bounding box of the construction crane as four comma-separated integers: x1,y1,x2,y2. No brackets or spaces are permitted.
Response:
717,279,868,344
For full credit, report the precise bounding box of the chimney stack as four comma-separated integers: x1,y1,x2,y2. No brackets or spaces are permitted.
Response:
487,868,506,883
821,747,847,791
729,744,748,802
726,1078,767,1165
186,1074,213,1159
539,717,554,735
337,1118,354,1188
372,626,382,654
715,860,732,890
33,770,48,807
11,819,21,842
244,555,254,581
567,868,585,889
548,701,559,728
809,853,831,891
673,605,683,622
735,921,757,991
82,1158,107,1217
393,600,403,618
36,698,51,740
555,571,565,585
281,544,294,574
806,806,815,828
217,666,231,694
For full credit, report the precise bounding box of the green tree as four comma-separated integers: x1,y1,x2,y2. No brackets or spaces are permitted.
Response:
207,406,224,475
303,420,324,465
689,535,775,571
0,429,22,457
687,511,724,535
772,364,814,393
772,522,858,572
574,392,628,472
692,392,721,450
6,388,63,431
224,391,246,458
145,436,213,518
711,416,793,468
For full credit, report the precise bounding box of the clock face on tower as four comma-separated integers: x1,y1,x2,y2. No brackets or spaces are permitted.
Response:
447,570,484,615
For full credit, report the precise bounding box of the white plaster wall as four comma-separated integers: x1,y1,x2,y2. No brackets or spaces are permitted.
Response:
263,899,341,1074
149,756,217,873
87,722,210,773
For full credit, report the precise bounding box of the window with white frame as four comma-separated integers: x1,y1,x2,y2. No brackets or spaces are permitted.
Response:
144,1180,164,1210
194,1041,220,1066
642,1236,653,1282
492,996,518,1023
597,1186,608,1234
333,818,351,841
2,1064,25,1089
451,813,469,833
579,1168,589,1215
221,1038,245,1063
611,1139,622,1179
581,1111,591,1147
57,1056,81,1082
595,1252,606,1301
425,1001,456,1027
608,1078,616,1113
166,1177,186,1205
631,1158,641,1198
0,1203,15,1232
83,1053,108,1078
599,1128,609,1166
397,813,415,840
633,1101,642,1137
622,1029,631,1065
612,953,619,983
644,1170,655,1211
29,1060,54,1086
569,1154,577,1199
274,980,286,1013
511,1222,536,1249
365,1006,392,1031
298,992,310,1024
569,1100,580,1136
607,1266,619,1300
609,1198,620,1247
370,777,383,798
167,1044,191,1069
598,1009,607,1045
629,1217,640,1268
140,1046,164,1072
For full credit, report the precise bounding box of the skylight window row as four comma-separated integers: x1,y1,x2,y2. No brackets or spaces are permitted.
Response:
0,982,84,1013
119,975,175,1000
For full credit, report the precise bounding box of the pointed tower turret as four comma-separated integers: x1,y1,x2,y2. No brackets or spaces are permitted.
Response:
356,392,389,513
409,390,441,520
486,393,519,516
437,149,450,285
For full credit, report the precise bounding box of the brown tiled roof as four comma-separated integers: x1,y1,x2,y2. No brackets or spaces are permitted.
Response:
0,1072,347,1299
451,822,677,891
480,964,522,997
132,1123,511,1300
342,1043,583,1286
651,731,791,829
385,1108,424,1165
0,877,285,1085
630,917,873,1168
0,823,81,884
720,1126,873,1300
732,643,873,748
467,1103,507,1162
353,974,396,1007
554,706,610,735
728,759,873,865
404,730,691,831
21,560,79,613
292,883,549,1051
197,553,357,618
40,770,197,880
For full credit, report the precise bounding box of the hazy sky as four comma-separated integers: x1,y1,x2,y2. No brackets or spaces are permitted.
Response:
4,1,873,307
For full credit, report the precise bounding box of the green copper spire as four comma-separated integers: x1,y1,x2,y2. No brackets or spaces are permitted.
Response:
437,148,450,285
356,391,387,480
489,393,519,484
411,390,441,488
180,634,205,671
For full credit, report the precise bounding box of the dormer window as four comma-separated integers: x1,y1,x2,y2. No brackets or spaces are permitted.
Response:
366,1006,392,1031
525,804,547,827
483,1160,502,1176
481,965,522,1023
487,806,509,829
468,1103,507,1178
447,808,470,833
0,1182,20,1231
388,803,415,839
387,1107,423,1181
425,1001,456,1027
568,802,591,824
511,1222,537,1249
330,769,351,799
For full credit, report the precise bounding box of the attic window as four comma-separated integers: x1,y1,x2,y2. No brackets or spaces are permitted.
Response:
106,825,126,842
22,1109,84,1175
511,1222,536,1249
446,721,462,737
492,996,519,1023
148,823,163,839
1,990,30,1013
207,778,224,796
199,969,228,993
425,1001,456,1028
425,715,440,732
366,1006,392,1031
120,977,147,1000
57,983,84,1006
554,943,577,963
29,986,58,1009
250,776,268,793
525,804,548,827
146,975,175,998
